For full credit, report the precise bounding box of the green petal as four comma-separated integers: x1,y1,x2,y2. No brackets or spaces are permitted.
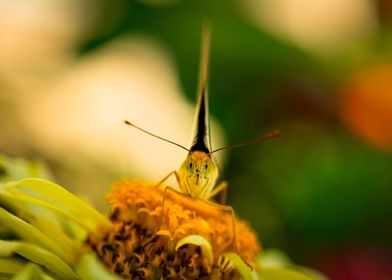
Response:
259,268,317,280
258,249,293,268
75,253,121,280
0,178,110,230
0,198,82,255
0,208,72,264
0,258,25,275
0,192,92,231
257,250,325,280
223,252,256,280
175,235,213,264
0,240,78,280
0,223,13,239
12,263,55,280
27,213,81,255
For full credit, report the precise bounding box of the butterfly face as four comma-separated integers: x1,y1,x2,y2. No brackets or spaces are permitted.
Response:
178,151,218,199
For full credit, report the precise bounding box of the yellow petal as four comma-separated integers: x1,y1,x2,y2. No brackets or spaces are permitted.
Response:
0,258,25,275
76,253,122,280
0,240,78,280
223,252,256,280
0,178,110,229
258,249,293,268
156,229,172,238
0,208,72,264
175,235,213,264
12,263,55,280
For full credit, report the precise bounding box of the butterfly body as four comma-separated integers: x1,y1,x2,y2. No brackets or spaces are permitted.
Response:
123,24,278,266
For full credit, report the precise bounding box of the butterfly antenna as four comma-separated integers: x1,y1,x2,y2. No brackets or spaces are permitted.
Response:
210,130,280,154
124,120,190,152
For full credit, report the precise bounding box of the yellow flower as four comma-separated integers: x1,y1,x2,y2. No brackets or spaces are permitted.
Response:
0,155,322,280
87,180,260,279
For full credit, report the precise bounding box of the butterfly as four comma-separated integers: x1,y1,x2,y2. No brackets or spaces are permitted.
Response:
124,23,279,203
124,23,279,260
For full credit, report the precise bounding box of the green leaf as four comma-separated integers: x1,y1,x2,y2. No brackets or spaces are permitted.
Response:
175,235,213,264
75,253,121,280
0,208,72,264
0,240,78,280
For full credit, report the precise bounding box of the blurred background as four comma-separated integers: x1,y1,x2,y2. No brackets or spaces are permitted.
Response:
1,0,392,279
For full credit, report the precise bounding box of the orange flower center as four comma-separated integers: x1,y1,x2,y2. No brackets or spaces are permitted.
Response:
87,180,261,279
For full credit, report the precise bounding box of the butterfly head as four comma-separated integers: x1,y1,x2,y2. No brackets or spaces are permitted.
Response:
178,151,218,199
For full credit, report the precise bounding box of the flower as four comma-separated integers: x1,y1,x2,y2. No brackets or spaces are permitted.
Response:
87,180,260,279
0,155,115,279
0,154,321,279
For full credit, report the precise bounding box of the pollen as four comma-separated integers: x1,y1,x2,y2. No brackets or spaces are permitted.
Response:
86,180,261,279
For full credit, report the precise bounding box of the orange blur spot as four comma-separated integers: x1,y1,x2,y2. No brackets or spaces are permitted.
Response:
341,63,392,152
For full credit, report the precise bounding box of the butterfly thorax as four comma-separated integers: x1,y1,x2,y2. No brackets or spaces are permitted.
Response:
178,151,218,200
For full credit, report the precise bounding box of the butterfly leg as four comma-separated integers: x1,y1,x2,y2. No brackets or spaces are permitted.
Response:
207,181,228,204
156,172,182,233
154,170,180,189
203,199,252,269
204,200,238,251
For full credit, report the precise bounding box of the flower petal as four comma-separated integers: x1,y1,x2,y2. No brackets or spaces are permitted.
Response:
0,240,78,280
0,178,110,230
223,252,256,280
12,263,55,280
175,235,213,264
257,249,293,268
257,250,326,280
0,258,25,275
156,229,172,238
259,268,318,280
75,253,122,280
0,207,72,264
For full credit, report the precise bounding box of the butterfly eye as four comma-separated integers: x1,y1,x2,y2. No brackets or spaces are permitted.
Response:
189,162,193,169
204,163,208,170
